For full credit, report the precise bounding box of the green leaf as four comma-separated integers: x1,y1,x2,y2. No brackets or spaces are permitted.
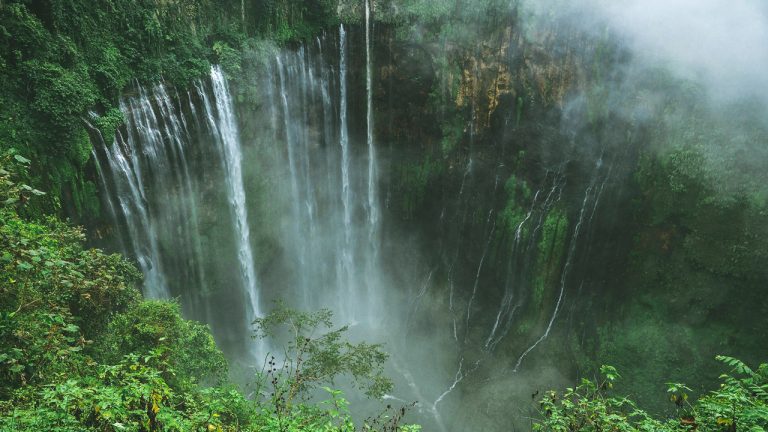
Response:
13,155,31,164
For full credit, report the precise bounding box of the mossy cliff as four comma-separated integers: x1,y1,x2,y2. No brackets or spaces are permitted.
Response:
2,0,767,428
327,0,768,420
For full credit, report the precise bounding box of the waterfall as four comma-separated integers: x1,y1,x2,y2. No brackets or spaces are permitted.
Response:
365,0,379,245
83,118,126,256
338,25,356,319
86,26,622,431
92,72,265,359
464,209,496,342
91,84,205,299
484,173,565,351
512,161,604,372
483,187,540,350
276,54,308,299
202,66,262,358
236,27,384,327
364,0,383,323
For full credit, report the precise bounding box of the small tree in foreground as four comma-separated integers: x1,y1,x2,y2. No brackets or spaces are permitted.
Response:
534,356,768,432
253,303,421,431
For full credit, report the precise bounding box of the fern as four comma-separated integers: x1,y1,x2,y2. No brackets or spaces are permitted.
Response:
717,355,755,376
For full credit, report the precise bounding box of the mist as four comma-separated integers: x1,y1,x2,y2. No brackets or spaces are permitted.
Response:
87,1,768,430
601,0,768,106
521,0,768,110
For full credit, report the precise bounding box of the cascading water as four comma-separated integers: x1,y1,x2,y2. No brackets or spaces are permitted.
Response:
89,20,616,431
338,25,355,320
92,71,264,359
200,66,263,359
92,26,387,357
484,173,565,351
513,180,592,372
262,27,384,327
364,0,381,293
90,84,188,300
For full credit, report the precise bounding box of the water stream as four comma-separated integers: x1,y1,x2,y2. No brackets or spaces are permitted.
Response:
90,26,611,430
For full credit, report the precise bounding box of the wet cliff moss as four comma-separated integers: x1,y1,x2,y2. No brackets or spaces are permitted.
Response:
373,0,768,416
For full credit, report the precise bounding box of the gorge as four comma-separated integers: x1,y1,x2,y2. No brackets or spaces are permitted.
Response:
2,0,768,430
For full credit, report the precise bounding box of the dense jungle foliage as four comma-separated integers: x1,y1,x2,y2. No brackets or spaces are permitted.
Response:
0,154,418,430
1,154,765,430
2,0,767,430
0,0,339,219
534,360,768,431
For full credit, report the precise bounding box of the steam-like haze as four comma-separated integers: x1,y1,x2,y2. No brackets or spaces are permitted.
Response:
604,0,768,105
525,0,768,107
93,2,768,431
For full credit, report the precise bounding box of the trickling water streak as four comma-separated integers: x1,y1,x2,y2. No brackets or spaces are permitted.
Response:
393,355,481,432
391,359,449,432
484,189,542,349
513,181,595,372
382,394,409,404
265,62,279,134
434,358,481,408
172,87,192,139
205,66,262,358
449,274,459,342
83,118,126,255
443,157,474,342
405,267,437,329
99,89,181,299
338,25,355,318
276,56,310,301
119,99,146,199
363,0,383,324
482,171,566,353
153,84,207,293
515,190,540,241
589,162,612,226
365,0,378,235
187,91,202,132
464,209,497,341
525,175,565,254
457,158,473,199
416,268,436,299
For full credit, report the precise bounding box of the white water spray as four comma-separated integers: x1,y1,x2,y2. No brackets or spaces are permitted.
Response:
204,66,263,359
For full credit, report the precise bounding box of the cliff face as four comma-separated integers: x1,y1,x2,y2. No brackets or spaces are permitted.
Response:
72,1,768,429
359,2,768,423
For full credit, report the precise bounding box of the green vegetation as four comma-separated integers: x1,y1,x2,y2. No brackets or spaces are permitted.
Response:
250,0,339,43
254,304,393,400
532,207,568,309
2,0,767,429
588,85,768,410
393,158,445,220
0,0,213,215
500,174,533,238
0,155,417,431
535,357,768,431
0,0,340,218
